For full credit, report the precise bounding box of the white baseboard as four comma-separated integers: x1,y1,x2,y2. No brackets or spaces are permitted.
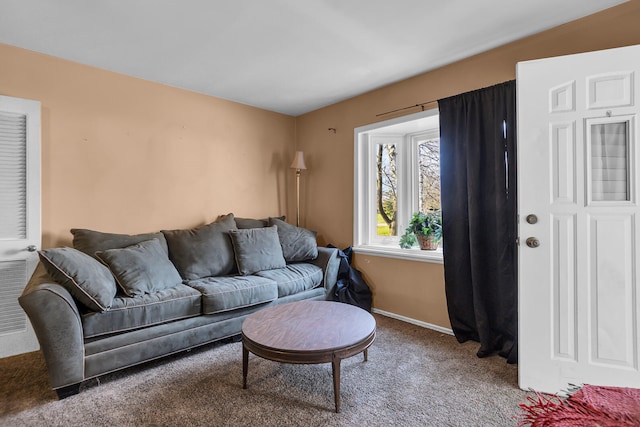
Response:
372,308,454,336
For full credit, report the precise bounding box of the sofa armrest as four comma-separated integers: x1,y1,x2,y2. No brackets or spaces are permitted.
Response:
19,263,85,391
308,247,339,299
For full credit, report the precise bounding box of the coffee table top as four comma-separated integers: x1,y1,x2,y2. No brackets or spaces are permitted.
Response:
242,300,375,354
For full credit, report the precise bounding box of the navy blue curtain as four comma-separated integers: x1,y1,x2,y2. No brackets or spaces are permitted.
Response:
438,80,518,363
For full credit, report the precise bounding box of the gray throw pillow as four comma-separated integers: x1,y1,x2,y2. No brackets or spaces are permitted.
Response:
234,215,286,229
38,247,117,312
268,218,318,262
162,214,237,280
71,228,169,259
95,239,183,297
229,226,286,275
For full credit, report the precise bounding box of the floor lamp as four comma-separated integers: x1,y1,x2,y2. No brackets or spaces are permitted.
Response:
289,151,306,226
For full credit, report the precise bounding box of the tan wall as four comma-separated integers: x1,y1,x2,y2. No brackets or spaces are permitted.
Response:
0,43,296,249
3,2,640,330
297,1,640,329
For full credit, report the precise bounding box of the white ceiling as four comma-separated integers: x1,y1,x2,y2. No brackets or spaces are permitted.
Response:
0,0,628,116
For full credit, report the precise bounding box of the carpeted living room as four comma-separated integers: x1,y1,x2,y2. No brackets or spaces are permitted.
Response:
2,1,640,426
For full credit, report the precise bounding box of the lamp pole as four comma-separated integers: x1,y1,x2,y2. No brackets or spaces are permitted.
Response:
289,151,306,227
295,168,301,226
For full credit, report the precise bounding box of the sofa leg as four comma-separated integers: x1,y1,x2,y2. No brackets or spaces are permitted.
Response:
56,383,80,399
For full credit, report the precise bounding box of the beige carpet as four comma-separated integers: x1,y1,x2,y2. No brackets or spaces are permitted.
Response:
1,314,529,426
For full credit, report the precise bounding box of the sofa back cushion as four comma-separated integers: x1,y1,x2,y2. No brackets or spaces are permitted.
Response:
268,218,318,262
229,226,286,275
71,228,169,258
38,247,117,312
162,214,237,280
96,239,182,297
234,215,285,229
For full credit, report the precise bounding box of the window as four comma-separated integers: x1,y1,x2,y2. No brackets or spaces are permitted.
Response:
586,115,634,204
354,108,442,262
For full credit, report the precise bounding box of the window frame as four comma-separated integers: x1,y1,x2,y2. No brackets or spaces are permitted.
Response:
353,108,442,263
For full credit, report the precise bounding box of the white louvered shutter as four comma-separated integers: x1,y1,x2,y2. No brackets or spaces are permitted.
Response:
0,111,27,239
591,121,629,202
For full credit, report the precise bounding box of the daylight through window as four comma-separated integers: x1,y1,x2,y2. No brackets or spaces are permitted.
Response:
354,108,442,262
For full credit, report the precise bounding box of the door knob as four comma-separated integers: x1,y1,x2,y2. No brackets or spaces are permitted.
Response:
525,237,540,248
526,214,538,224
26,245,37,252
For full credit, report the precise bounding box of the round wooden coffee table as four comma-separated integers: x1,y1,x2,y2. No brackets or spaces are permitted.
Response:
242,300,376,413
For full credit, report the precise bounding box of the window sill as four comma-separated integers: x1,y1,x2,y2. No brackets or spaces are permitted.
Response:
352,245,443,264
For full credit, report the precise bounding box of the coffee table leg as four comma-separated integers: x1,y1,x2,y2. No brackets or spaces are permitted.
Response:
242,344,249,389
364,348,368,361
332,356,341,413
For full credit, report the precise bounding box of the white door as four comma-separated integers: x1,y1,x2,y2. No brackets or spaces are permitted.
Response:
0,95,41,358
518,44,640,393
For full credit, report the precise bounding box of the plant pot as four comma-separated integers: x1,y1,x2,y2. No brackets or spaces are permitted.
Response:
417,235,438,250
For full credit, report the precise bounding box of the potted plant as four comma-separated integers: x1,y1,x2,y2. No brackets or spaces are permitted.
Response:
399,210,442,250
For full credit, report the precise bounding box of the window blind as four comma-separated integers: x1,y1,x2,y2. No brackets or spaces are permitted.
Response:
591,122,629,202
0,111,27,239
0,260,27,334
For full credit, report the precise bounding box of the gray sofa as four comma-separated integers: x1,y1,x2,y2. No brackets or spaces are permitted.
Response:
19,214,339,399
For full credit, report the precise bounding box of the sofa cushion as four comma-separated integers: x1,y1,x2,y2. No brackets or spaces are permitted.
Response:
254,263,323,298
162,214,237,280
268,218,318,262
233,215,285,229
81,284,202,338
96,239,183,297
229,226,286,275
185,275,277,314
38,247,117,312
71,228,169,259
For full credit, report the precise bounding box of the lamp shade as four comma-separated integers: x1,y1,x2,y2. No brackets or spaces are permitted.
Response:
289,151,307,170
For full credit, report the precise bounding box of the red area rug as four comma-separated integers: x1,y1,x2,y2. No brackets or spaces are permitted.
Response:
518,385,640,426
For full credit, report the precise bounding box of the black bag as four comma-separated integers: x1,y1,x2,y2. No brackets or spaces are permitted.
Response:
328,245,372,312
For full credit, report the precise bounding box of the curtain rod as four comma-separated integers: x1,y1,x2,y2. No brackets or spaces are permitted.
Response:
376,99,438,117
